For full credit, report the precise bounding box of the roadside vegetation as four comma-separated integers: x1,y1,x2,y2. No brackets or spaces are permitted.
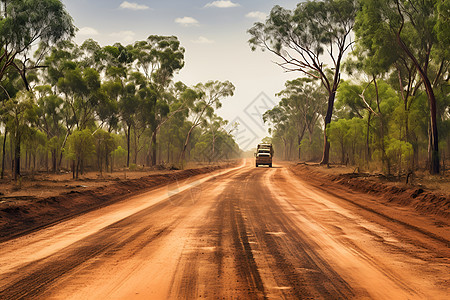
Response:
250,0,449,176
0,0,240,181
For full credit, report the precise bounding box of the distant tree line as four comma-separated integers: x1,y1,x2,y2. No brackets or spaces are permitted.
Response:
250,0,448,175
0,0,240,180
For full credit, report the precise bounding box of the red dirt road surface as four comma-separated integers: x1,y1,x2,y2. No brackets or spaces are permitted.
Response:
0,160,448,299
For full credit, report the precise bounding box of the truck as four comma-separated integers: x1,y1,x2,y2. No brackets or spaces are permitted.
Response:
255,143,273,167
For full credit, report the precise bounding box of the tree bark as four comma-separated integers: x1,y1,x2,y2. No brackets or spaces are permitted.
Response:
14,134,20,180
1,128,7,179
297,125,306,160
395,32,439,174
179,127,194,165
58,130,71,172
320,91,336,165
151,130,157,166
366,112,372,165
126,124,131,167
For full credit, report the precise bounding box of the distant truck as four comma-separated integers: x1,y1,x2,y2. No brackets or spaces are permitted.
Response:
255,143,273,167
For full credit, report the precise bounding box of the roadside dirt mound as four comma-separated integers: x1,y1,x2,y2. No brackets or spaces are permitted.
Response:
290,164,450,218
0,164,233,242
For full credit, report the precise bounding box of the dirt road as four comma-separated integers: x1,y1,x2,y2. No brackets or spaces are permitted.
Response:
0,160,448,299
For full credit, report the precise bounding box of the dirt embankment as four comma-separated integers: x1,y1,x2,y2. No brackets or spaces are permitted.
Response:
290,164,450,218
0,163,236,242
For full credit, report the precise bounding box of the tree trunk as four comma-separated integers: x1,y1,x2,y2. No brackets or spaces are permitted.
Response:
45,149,49,173
320,47,345,165
33,152,36,175
58,131,71,172
110,155,114,173
126,124,131,167
167,140,170,163
105,152,109,173
99,154,103,177
395,32,439,174
151,131,157,166
14,134,21,181
51,150,57,173
158,136,162,165
1,128,7,179
366,113,372,165
427,122,432,171
75,159,79,179
25,150,29,171
320,91,336,165
179,131,191,164
179,126,196,165
425,84,440,174
297,125,306,161
211,133,215,163
133,127,138,165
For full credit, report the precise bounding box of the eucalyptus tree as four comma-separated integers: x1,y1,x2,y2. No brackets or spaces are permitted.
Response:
276,78,327,159
35,85,64,172
93,129,115,176
0,66,21,178
355,0,448,173
157,83,193,164
0,0,73,179
249,0,358,164
57,66,102,130
206,114,229,162
327,117,365,164
3,91,38,179
263,105,291,159
335,79,399,172
0,0,75,90
179,80,235,164
43,41,79,169
96,42,133,133
336,80,375,163
66,129,95,179
119,79,139,167
22,127,46,173
130,35,185,166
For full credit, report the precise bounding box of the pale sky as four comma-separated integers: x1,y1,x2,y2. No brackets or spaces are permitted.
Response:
62,0,302,150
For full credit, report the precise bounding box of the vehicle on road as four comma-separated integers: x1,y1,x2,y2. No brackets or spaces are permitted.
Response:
255,143,273,167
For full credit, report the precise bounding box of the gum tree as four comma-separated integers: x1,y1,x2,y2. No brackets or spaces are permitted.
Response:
276,78,327,159
0,0,74,179
130,35,185,166
249,0,358,164
0,0,75,90
179,80,235,164
355,0,447,173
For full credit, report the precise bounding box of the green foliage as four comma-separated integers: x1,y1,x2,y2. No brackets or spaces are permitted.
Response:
179,80,235,164
0,8,240,176
327,118,365,164
66,129,95,162
113,146,127,159
4,91,38,144
265,78,327,160
355,0,446,174
386,138,413,173
435,0,450,59
0,0,75,89
249,0,359,164
93,129,115,173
